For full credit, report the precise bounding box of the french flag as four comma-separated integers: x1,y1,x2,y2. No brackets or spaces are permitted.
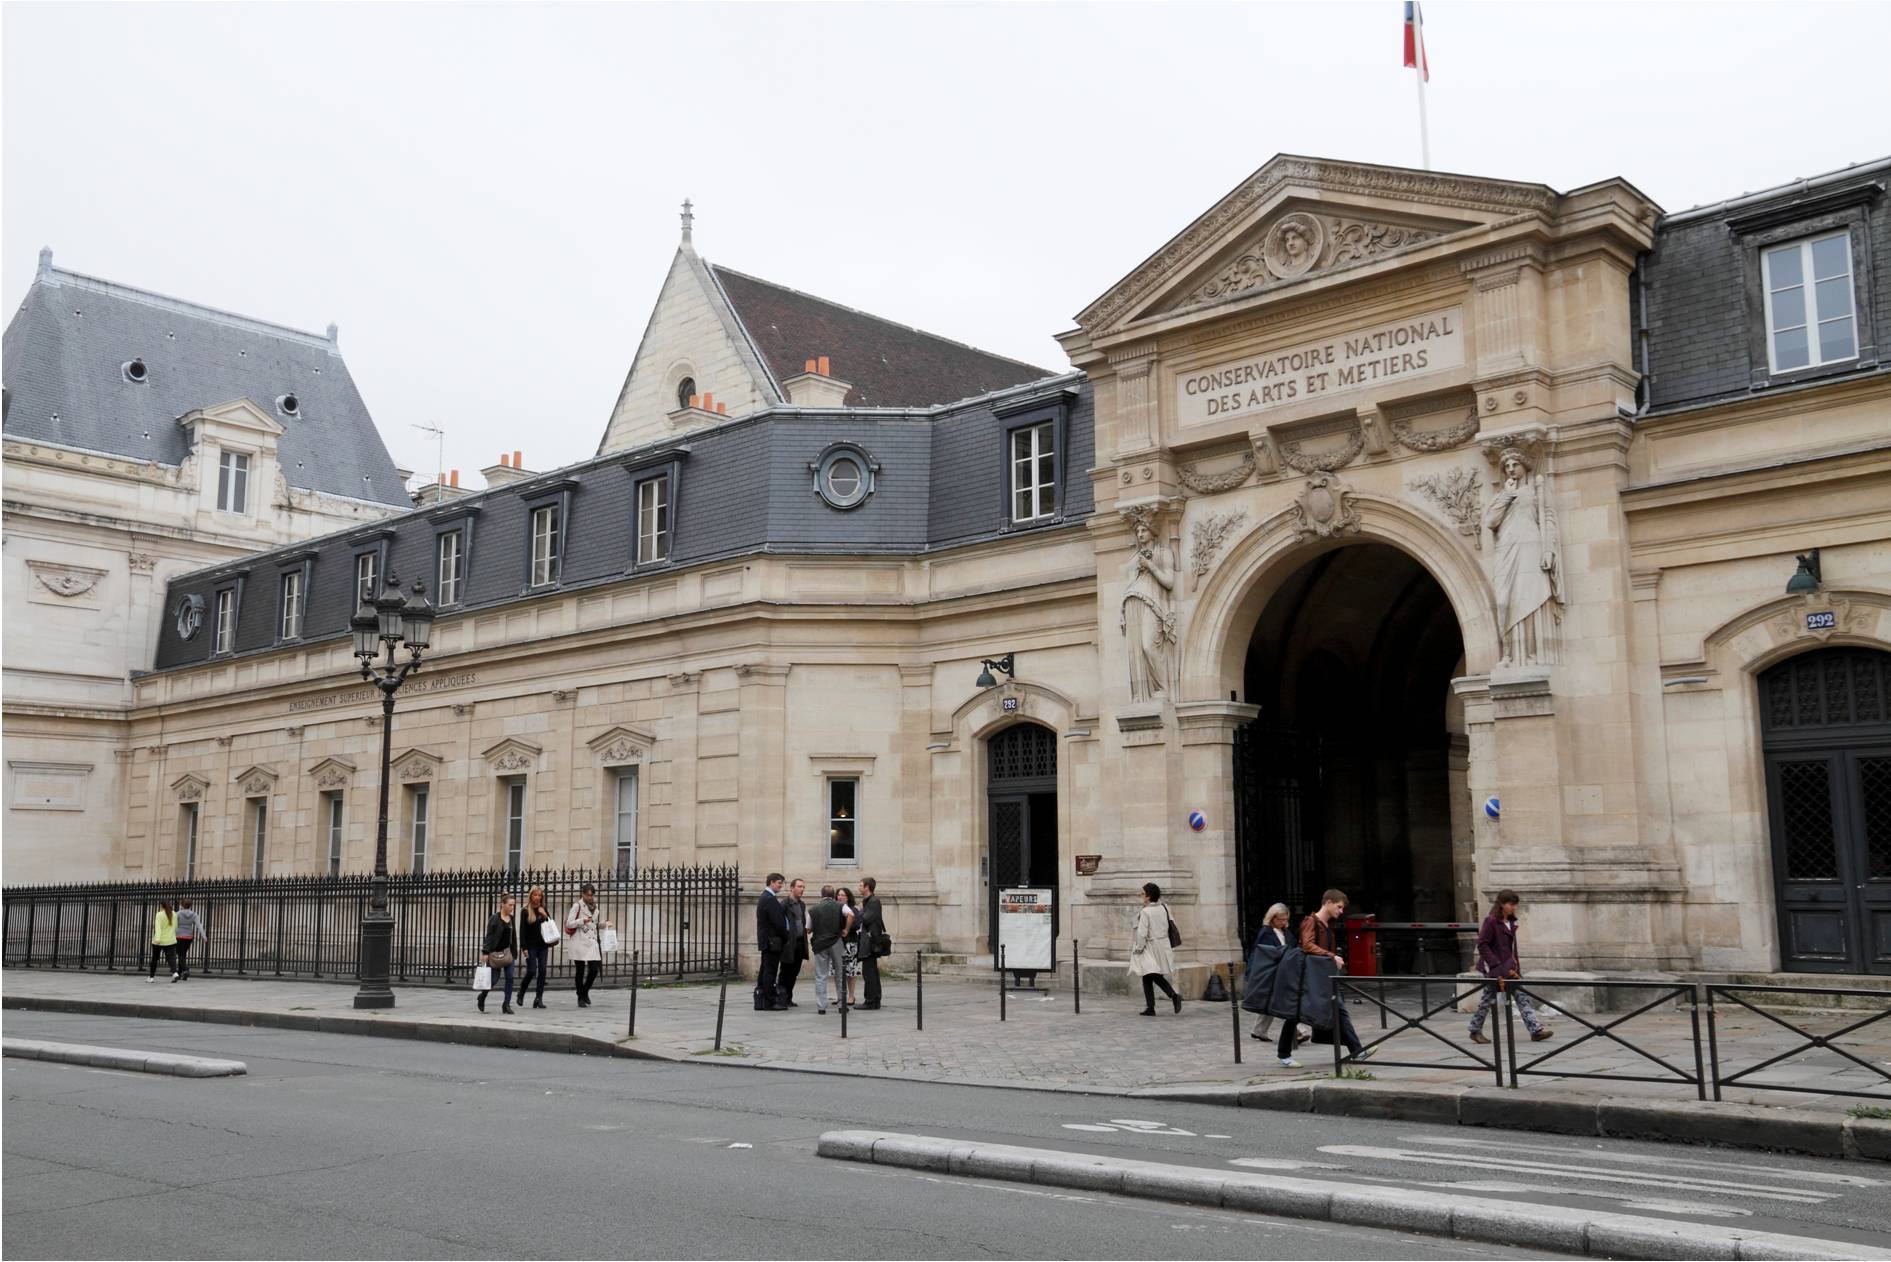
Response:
1403,1,1429,81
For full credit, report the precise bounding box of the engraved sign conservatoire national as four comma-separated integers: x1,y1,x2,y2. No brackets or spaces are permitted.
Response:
1177,307,1463,426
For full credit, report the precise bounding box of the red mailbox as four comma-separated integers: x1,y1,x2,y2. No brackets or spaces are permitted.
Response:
1344,913,1378,976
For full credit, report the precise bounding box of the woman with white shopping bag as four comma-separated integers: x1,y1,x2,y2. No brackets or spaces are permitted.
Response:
477,891,521,1015
518,886,558,1009
564,882,613,1008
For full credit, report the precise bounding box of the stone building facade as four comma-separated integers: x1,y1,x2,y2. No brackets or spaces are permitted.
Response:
21,155,1891,980
2,252,411,882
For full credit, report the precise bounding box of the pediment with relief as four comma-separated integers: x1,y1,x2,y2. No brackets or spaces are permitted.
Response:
1076,155,1557,336
587,725,656,765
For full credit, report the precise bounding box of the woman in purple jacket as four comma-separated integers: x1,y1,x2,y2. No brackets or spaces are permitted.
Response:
1468,890,1552,1045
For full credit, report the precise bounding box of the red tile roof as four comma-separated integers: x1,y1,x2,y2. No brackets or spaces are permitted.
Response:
710,265,1053,408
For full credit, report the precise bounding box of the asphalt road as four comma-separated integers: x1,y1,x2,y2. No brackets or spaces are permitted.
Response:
4,1011,1885,1259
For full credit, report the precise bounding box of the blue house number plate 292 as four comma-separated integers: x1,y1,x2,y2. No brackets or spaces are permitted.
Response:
1807,611,1836,630
1001,697,1020,712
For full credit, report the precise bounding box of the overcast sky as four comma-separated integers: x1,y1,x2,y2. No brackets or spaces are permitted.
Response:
7,2,1889,486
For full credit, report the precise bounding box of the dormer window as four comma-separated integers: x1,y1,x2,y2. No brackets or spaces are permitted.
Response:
530,504,561,586
1763,233,1857,373
217,450,250,514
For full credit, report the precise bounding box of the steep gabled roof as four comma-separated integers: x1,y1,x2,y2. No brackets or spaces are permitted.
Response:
709,264,1052,408
2,254,408,507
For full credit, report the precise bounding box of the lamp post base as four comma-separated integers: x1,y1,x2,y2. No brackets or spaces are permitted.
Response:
354,911,397,1010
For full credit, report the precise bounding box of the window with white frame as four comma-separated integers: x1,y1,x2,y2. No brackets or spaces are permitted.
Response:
213,589,235,655
408,784,430,875
827,777,859,866
217,450,250,514
249,797,269,878
503,778,526,874
356,551,378,607
181,803,200,880
636,476,670,564
1010,421,1056,523
530,505,560,586
279,571,303,640
1763,232,1858,373
436,530,463,606
323,791,345,877
612,768,639,876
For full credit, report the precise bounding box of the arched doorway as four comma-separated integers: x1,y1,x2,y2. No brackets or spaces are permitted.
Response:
1759,646,1891,974
1232,542,1467,952
986,722,1058,955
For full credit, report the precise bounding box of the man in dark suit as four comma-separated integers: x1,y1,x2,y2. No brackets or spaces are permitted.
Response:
754,872,788,1011
857,876,886,1009
776,878,810,1008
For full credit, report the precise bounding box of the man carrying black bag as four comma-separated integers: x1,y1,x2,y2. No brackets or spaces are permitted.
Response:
754,873,789,1011
857,876,889,1009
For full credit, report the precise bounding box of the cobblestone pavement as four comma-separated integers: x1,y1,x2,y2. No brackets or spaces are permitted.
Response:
5,968,1887,1111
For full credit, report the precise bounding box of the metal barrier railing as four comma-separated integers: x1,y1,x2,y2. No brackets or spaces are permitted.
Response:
1706,984,1891,1102
1328,976,1887,1102
1506,979,1705,1100
1335,976,1505,1085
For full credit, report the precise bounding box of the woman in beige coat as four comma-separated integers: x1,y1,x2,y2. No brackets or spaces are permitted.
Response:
564,882,612,1008
1128,882,1182,1015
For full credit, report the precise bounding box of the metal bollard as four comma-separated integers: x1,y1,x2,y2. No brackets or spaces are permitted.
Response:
1331,990,1344,1077
916,951,924,1031
1000,945,1007,1022
840,962,849,1039
1073,939,1081,1015
628,950,641,1038
1229,959,1242,1065
713,974,728,1051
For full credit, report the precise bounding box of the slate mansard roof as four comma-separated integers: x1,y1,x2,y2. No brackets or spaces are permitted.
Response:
151,376,1093,672
709,265,1053,408
2,255,409,507
1638,156,1891,413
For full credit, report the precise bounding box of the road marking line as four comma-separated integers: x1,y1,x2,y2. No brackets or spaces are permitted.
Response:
1230,1157,1348,1171
1437,1179,1754,1219
1396,1133,1887,1187
1317,1145,1831,1204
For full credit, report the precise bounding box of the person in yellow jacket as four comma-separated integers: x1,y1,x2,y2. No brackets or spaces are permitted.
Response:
148,900,179,983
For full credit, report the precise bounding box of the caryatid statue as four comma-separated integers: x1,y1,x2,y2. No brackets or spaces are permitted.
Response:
1483,445,1563,666
1119,505,1177,702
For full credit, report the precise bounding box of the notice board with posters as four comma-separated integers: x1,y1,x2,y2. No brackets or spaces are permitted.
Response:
997,887,1055,972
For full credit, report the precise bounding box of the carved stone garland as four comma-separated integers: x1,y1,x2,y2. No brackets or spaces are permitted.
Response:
1177,452,1256,495
1277,427,1365,475
1391,408,1479,453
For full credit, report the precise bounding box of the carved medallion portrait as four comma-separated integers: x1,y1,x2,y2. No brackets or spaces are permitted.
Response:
1263,212,1326,280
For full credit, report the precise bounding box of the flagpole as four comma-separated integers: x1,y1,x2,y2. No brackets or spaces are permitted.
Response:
1413,7,1431,170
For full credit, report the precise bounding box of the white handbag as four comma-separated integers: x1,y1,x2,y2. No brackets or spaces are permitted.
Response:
540,918,560,946
472,965,493,991
599,926,620,954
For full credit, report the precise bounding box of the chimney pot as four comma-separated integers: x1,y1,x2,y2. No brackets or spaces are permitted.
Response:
436,473,445,485
514,450,523,469
805,358,818,373
450,469,460,487
688,394,700,409
716,402,727,414
702,392,714,411
818,355,831,377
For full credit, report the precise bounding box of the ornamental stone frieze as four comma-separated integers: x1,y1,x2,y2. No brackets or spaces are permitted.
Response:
233,765,278,796
588,725,656,766
1407,467,1483,550
307,757,356,790
1391,407,1480,453
391,748,442,781
1176,451,1256,496
171,774,209,802
481,738,543,773
1188,509,1248,590
1190,212,1440,305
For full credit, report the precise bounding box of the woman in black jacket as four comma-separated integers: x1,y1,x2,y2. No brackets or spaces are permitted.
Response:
479,891,521,1015
517,886,556,1009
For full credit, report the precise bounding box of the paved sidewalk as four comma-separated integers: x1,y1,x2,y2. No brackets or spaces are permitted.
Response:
4,968,1887,1112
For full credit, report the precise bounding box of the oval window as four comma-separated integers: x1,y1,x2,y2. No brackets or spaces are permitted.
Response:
826,457,862,500
812,444,876,510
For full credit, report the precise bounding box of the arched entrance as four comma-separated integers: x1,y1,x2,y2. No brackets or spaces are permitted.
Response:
1232,542,1468,951
986,722,1058,954
1759,646,1891,974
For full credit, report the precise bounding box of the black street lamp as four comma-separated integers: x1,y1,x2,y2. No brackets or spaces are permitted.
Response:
351,573,434,1010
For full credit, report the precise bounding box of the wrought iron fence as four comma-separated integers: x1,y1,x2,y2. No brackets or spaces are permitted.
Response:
1,866,739,988
1706,984,1891,1103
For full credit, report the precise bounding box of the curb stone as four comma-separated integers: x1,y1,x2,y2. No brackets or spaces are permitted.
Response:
3,1037,245,1077
817,1128,1891,1261
1120,1075,1885,1163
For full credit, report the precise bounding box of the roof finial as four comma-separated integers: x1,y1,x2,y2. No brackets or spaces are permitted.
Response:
680,197,694,247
